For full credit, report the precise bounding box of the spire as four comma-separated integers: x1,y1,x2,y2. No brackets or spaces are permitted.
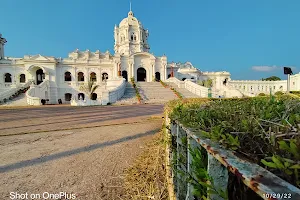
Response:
128,1,134,17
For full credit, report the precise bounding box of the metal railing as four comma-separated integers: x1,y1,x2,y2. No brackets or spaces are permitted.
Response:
165,116,300,200
0,82,31,101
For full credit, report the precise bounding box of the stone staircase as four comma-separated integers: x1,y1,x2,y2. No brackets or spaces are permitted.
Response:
0,93,28,107
166,82,200,98
114,82,138,105
137,82,178,104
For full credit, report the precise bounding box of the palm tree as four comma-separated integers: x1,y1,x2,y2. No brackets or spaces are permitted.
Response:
79,81,99,99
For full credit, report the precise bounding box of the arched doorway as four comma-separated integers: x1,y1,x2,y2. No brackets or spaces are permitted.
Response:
78,93,85,100
91,93,97,100
155,72,160,81
122,70,128,81
168,74,171,79
223,78,228,86
36,69,44,85
102,73,108,81
137,68,146,82
65,93,72,101
20,74,26,83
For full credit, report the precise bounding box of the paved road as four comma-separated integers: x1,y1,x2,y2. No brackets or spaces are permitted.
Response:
0,104,164,199
0,104,164,136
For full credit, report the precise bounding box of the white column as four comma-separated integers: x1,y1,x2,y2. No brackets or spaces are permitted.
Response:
132,63,134,80
152,64,155,81
84,67,88,83
164,64,167,81
127,62,130,79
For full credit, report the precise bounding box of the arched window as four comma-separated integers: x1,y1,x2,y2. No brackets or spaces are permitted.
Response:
78,93,85,100
91,93,97,100
102,73,108,81
90,72,97,82
78,72,84,82
65,71,72,81
4,73,12,83
65,93,72,101
20,74,26,83
131,35,134,41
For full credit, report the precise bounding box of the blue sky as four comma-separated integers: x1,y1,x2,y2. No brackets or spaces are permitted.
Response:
1,0,299,80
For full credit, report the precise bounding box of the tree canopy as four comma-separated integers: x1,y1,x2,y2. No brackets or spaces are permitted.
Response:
262,76,281,81
198,79,213,88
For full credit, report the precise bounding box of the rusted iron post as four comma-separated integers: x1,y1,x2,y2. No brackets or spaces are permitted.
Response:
176,124,180,199
186,136,197,200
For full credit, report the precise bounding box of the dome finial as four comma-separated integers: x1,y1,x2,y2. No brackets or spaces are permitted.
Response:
128,1,134,16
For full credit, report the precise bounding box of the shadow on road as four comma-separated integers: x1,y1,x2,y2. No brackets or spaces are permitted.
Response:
0,128,160,173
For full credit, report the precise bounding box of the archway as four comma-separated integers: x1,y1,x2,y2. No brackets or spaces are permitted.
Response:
90,72,97,82
4,73,12,83
65,93,72,101
36,69,44,85
91,93,97,100
102,73,108,81
168,74,171,79
182,78,186,81
78,93,85,100
155,72,161,81
78,72,84,82
20,74,26,83
223,78,228,86
65,72,71,81
137,67,146,82
122,70,128,81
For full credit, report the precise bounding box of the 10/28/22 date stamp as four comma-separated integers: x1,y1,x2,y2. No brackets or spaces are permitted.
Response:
263,193,292,199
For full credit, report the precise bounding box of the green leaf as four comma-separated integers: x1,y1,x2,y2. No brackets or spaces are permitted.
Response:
290,164,300,169
284,162,291,168
285,169,293,175
272,155,285,169
290,141,299,158
261,159,278,168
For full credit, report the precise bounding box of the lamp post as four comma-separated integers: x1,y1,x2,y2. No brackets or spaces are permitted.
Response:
284,67,293,94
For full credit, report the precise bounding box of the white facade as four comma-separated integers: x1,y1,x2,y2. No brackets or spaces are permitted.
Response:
0,10,168,105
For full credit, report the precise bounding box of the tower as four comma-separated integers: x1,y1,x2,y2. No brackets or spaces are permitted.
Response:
0,34,7,60
114,8,150,56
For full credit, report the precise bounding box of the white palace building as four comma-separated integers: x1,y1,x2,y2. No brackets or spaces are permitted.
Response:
0,9,300,106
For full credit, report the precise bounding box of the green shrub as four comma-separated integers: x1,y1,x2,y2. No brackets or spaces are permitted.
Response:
167,96,300,188
275,91,284,96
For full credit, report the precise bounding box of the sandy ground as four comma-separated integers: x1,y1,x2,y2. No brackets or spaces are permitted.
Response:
0,104,164,200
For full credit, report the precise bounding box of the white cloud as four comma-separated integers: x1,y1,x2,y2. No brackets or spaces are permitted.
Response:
251,66,297,72
251,66,279,72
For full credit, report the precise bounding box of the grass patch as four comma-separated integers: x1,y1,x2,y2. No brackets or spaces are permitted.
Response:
123,132,168,200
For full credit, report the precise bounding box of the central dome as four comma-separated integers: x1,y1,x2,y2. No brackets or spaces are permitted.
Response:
119,11,141,27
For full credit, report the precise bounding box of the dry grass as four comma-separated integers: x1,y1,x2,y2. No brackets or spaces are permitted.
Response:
123,132,168,200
